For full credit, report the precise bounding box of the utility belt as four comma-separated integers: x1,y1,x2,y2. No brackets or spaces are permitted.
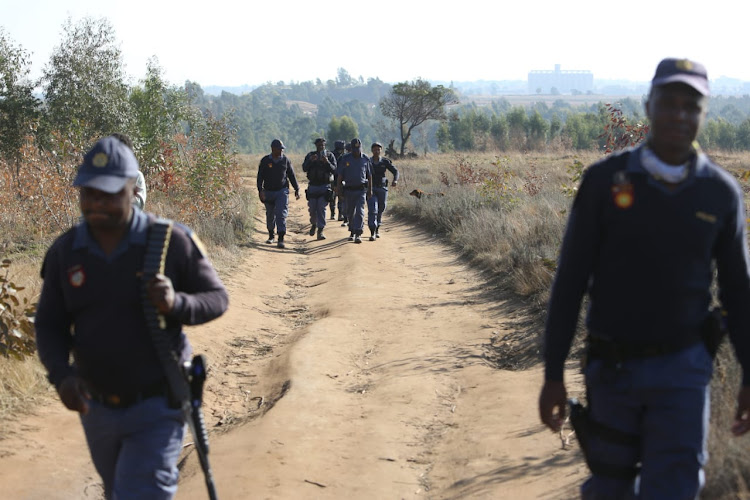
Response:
305,187,333,201
586,332,702,362
344,183,367,191
89,379,173,409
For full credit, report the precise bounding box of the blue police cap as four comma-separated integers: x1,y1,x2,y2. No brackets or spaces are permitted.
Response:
73,136,139,193
271,139,285,149
652,58,709,96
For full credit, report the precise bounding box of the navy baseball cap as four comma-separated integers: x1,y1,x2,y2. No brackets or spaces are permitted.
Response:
652,58,709,96
334,140,345,149
73,136,139,193
350,138,361,146
271,139,285,149
314,137,326,144
371,142,383,149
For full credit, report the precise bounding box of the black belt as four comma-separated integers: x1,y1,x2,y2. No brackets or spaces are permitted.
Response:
89,380,170,409
587,333,702,361
344,184,366,190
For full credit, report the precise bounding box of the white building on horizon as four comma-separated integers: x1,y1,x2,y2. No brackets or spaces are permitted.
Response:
528,64,593,94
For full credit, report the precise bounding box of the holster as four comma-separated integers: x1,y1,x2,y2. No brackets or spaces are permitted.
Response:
701,307,727,358
568,398,641,480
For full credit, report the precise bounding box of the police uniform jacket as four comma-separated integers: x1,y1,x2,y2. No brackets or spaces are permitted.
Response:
337,153,372,188
371,157,399,188
544,143,750,383
35,209,229,396
257,154,300,192
302,150,337,186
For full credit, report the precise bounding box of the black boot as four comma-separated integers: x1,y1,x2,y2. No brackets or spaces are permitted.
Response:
266,232,275,244
369,227,376,241
317,228,326,240
309,224,316,236
277,232,286,249
375,226,381,238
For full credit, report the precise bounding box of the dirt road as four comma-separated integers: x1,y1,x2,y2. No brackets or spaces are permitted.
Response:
0,198,586,499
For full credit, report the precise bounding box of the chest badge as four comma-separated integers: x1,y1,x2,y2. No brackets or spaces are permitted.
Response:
611,171,634,210
68,265,86,288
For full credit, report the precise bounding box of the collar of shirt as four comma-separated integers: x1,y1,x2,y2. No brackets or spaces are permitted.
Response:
72,208,149,260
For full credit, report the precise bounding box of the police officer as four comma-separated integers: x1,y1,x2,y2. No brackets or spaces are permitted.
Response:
330,140,347,220
109,133,147,210
339,141,353,227
34,136,229,500
302,137,337,240
257,139,301,249
336,138,372,243
367,142,399,241
538,59,750,499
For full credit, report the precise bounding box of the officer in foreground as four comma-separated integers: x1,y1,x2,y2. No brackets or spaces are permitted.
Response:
257,139,301,249
367,142,399,241
539,58,750,499
302,137,337,240
35,136,229,499
336,138,372,243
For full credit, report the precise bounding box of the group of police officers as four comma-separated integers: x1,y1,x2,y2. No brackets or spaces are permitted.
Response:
32,57,750,500
256,136,399,247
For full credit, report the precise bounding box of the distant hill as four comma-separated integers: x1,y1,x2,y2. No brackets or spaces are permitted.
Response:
202,84,259,96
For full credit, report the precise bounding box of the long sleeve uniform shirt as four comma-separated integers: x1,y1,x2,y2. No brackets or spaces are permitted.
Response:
371,157,399,188
257,154,300,192
544,144,750,383
302,150,337,186
35,210,229,394
336,153,372,188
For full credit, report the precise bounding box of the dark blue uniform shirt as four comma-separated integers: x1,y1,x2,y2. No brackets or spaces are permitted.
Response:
544,144,750,383
337,153,372,188
35,209,229,394
257,154,300,192
302,150,337,186
371,157,399,188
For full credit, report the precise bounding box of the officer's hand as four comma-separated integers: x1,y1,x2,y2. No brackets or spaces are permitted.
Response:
732,386,750,436
259,190,266,203
57,375,91,415
539,380,567,432
147,273,175,314
367,190,373,201
295,190,300,200
392,181,398,187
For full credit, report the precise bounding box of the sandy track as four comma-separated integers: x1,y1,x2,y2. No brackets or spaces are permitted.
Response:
0,197,586,499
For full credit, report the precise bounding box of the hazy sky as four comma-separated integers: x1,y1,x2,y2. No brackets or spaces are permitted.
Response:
3,0,748,89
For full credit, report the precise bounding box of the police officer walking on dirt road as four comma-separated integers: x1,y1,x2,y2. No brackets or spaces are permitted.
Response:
538,58,750,499
257,139,301,249
302,137,337,240
34,136,229,500
331,139,347,221
336,138,372,243
367,142,399,241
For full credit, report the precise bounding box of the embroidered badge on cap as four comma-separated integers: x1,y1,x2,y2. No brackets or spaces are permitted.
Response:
676,59,694,71
68,265,86,287
92,152,108,168
612,171,634,209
